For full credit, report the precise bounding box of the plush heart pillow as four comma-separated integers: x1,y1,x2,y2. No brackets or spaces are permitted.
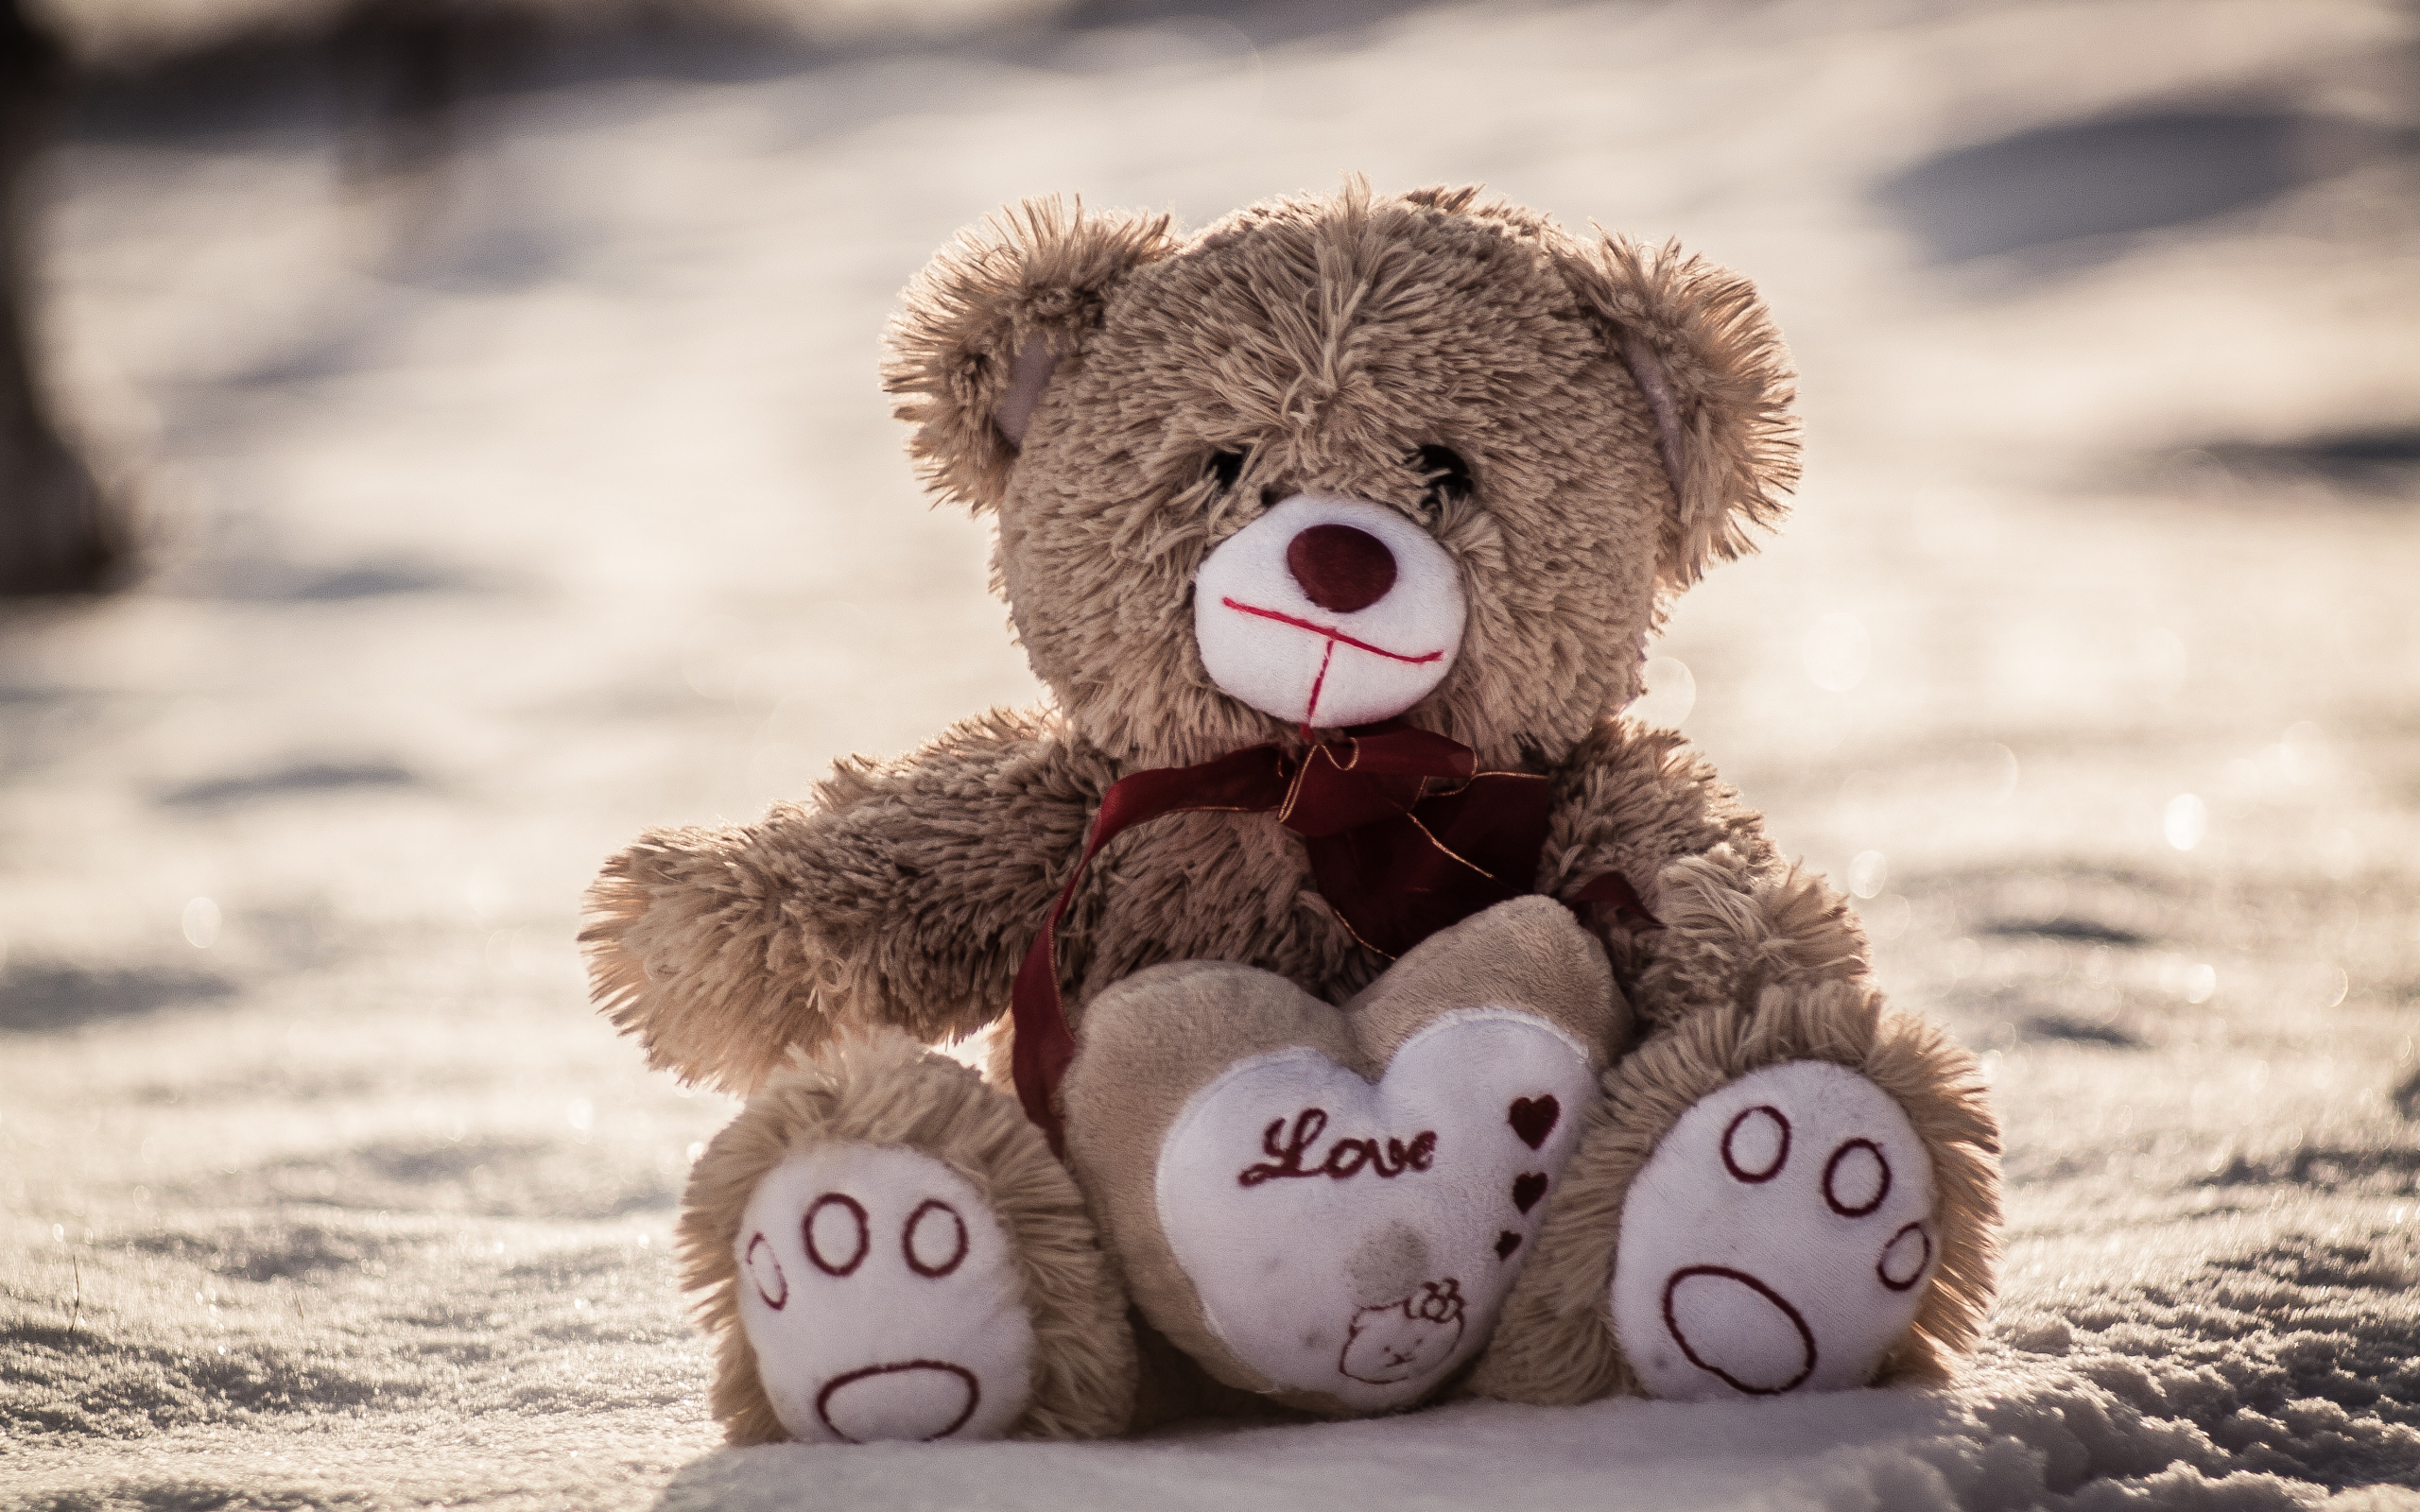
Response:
1062,896,1627,1415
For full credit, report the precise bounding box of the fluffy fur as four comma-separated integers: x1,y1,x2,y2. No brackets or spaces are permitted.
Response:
886,199,1181,514
677,1032,1138,1443
1552,232,1801,591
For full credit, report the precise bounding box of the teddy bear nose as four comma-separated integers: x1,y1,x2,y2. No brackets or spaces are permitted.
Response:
1286,524,1397,614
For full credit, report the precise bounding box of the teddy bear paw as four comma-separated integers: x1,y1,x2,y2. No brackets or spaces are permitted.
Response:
1610,1060,1938,1400
735,1143,1033,1442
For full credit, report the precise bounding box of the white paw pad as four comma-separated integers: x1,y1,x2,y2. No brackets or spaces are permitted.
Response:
734,1145,1031,1442
1611,1060,1938,1400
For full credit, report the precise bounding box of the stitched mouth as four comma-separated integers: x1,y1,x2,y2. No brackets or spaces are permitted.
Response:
1219,597,1445,665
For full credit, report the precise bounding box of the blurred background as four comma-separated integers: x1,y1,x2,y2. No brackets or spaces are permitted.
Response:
3,0,2417,1505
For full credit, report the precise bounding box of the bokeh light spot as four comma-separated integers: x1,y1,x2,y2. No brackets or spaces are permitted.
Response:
1865,893,1910,942
182,897,221,950
2164,794,2206,850
1634,656,1696,728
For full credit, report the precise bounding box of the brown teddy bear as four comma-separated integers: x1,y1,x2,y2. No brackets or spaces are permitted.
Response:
582,181,2001,1445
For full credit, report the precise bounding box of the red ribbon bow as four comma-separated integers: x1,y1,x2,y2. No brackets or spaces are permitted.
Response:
1008,723,1659,1154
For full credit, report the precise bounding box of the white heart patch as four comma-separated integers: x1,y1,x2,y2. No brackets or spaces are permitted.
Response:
1153,1007,1597,1412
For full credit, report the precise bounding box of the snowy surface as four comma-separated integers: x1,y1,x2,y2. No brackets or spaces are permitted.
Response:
6,0,2420,1506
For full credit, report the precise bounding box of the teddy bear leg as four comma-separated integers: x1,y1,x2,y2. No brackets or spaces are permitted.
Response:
677,1032,1138,1444
1465,979,2000,1404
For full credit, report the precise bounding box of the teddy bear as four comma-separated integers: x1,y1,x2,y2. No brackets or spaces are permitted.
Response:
581,181,2002,1445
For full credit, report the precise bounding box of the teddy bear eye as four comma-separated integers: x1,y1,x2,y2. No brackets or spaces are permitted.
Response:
1411,445,1474,503
1205,450,1249,491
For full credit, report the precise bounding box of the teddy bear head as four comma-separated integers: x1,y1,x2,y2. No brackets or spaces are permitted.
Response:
885,182,1798,772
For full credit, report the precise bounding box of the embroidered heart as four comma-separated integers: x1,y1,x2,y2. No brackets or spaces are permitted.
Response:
1509,1095,1561,1149
1511,1172,1548,1214
1153,1007,1597,1412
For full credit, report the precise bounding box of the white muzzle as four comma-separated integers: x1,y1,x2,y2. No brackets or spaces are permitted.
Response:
1191,495,1465,729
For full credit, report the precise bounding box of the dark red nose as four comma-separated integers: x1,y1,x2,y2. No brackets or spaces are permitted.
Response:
1286,524,1396,614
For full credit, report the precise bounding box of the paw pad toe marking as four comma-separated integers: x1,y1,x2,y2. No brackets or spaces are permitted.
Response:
1822,1139,1890,1217
745,1232,788,1310
815,1360,981,1445
1661,1264,1815,1395
1720,1106,1790,1183
1877,1222,1931,1292
805,1193,871,1277
903,1199,970,1279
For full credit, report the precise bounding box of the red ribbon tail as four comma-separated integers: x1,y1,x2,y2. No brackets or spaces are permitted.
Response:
1007,743,1292,1156
1011,916,1080,1156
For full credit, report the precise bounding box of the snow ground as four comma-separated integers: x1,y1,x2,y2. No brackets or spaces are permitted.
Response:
5,0,2420,1506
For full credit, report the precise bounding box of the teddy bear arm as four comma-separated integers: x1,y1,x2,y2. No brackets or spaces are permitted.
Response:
583,712,1107,1094
1541,719,1868,1033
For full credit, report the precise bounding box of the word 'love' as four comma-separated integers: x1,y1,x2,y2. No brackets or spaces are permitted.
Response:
1238,1107,1439,1187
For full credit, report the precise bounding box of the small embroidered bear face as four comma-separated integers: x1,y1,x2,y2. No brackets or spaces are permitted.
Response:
1339,1277,1467,1384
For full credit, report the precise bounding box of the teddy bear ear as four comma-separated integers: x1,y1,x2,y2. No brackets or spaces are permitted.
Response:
882,198,1180,512
1553,230,1803,590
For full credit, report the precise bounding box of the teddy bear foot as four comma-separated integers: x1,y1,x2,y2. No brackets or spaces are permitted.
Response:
732,1141,1034,1441
1465,981,1999,1406
1609,1059,1936,1399
680,1034,1138,1444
